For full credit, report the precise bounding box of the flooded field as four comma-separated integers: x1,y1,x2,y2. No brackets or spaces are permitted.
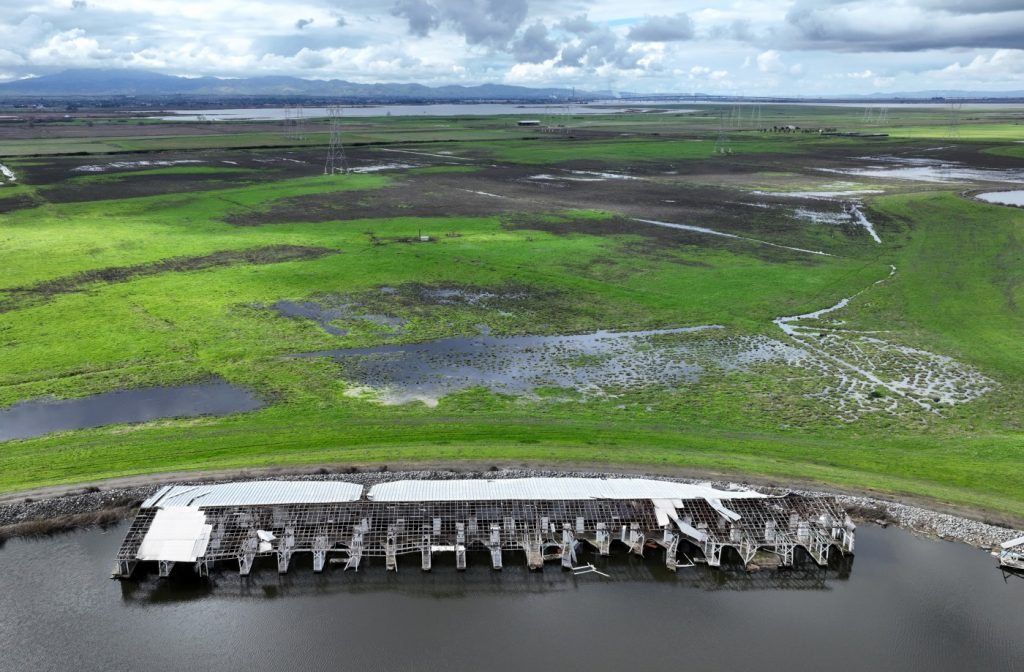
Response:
294,326,740,405
773,278,994,418
825,156,1024,184
292,306,991,418
0,380,263,442
0,523,1019,671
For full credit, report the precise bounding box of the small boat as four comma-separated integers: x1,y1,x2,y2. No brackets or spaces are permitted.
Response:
996,536,1024,571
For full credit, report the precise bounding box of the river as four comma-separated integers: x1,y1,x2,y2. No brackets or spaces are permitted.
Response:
144,103,679,121
0,523,1020,671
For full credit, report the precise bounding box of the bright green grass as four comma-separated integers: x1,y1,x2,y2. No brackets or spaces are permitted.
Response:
1,116,1023,521
489,136,817,164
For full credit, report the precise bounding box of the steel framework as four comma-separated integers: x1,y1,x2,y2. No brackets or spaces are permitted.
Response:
113,493,854,579
323,105,349,175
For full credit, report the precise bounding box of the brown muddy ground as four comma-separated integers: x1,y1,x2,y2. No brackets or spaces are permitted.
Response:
223,157,871,257
0,245,338,313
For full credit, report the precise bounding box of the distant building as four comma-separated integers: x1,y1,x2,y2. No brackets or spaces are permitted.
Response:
517,120,541,127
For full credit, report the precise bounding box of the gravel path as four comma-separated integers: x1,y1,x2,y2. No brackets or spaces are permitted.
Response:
1,468,1020,550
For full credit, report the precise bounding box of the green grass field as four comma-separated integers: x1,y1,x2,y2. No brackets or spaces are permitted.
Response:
1,105,1022,521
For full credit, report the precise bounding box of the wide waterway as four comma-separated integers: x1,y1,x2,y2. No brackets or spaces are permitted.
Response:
145,102,678,121
0,523,1020,671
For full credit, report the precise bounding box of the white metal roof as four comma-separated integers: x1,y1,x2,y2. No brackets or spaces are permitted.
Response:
368,478,763,502
1001,536,1024,550
136,507,212,562
141,481,363,509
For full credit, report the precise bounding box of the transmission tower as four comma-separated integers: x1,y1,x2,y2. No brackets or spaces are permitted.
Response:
714,109,732,154
293,104,305,141
324,106,349,175
283,105,294,139
945,101,963,140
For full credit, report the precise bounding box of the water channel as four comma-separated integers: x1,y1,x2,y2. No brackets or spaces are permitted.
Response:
0,523,1019,671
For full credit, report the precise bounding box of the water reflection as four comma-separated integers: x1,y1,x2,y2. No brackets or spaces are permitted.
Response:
0,523,1019,672
118,546,854,606
0,379,263,441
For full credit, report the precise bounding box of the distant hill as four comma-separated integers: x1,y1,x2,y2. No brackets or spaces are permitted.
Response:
0,69,590,100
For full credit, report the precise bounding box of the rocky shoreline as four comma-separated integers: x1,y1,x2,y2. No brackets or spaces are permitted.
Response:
1,468,1021,551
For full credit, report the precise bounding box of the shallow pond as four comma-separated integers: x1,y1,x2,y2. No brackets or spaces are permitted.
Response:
290,326,804,405
977,190,1024,207
0,523,1019,671
0,380,263,442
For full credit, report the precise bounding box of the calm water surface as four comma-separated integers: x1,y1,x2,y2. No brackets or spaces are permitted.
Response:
0,380,263,441
0,523,1020,672
978,190,1024,207
146,102,673,121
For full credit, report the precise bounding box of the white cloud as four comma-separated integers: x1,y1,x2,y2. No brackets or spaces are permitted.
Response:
0,1,1019,94
756,49,783,72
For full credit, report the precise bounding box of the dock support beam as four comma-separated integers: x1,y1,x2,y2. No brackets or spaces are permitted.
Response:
596,523,610,556
113,559,137,579
524,528,544,570
627,523,645,557
158,560,174,578
386,525,399,572
663,530,680,571
455,523,467,570
489,524,503,570
421,532,432,571
345,519,367,572
313,535,328,573
561,524,577,569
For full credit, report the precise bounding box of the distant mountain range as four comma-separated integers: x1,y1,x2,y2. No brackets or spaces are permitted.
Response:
0,69,590,100
0,70,1020,101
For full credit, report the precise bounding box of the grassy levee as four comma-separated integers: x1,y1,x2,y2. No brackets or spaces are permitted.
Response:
0,110,1022,521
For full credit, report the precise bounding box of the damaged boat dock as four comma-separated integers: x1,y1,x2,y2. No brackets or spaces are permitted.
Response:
112,478,855,579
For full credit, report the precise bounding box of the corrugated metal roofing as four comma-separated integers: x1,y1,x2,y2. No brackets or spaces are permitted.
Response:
136,507,212,562
142,481,363,508
368,478,763,502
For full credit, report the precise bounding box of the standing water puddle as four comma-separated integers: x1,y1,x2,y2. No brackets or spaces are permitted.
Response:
0,379,263,441
822,157,1024,184
976,190,1024,207
292,326,809,406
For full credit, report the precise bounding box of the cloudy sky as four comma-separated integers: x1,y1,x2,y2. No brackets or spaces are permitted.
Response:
2,0,1022,94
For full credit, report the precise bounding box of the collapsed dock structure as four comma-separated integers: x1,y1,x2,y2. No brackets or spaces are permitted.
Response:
112,478,855,579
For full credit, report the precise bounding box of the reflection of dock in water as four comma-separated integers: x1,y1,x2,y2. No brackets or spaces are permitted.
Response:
118,547,853,604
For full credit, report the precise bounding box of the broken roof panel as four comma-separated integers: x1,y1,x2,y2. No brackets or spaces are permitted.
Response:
368,478,763,502
141,481,363,509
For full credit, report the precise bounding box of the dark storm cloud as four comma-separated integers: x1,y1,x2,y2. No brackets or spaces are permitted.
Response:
511,22,558,63
627,13,694,42
557,13,598,35
295,18,314,30
391,0,528,46
555,14,642,70
783,0,1024,51
920,0,1024,13
390,0,439,38
70,0,87,9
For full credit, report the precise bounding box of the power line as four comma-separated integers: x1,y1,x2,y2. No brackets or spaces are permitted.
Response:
324,105,349,175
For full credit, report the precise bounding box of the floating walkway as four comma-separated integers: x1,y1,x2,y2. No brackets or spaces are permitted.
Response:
112,478,855,579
